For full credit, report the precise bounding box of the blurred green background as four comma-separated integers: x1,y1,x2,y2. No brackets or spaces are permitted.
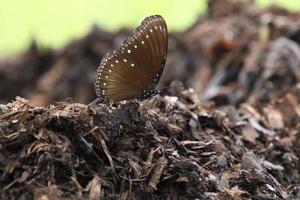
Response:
0,0,300,56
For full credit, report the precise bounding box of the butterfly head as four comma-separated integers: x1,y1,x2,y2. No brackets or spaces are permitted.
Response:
136,89,159,100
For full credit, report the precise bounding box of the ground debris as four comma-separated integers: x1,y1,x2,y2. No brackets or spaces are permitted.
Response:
1,85,299,199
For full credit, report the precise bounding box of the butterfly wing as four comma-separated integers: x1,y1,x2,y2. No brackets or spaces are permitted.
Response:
95,15,168,101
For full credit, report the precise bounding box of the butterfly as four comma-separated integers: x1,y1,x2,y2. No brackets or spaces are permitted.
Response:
95,15,168,101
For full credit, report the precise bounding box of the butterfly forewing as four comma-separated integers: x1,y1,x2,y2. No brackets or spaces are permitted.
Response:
95,15,168,101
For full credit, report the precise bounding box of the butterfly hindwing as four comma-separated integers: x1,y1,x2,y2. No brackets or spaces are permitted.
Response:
95,15,168,101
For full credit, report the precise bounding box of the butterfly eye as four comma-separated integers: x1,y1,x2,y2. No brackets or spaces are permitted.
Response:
95,15,168,101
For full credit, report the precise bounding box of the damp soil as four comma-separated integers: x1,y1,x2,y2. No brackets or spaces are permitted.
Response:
1,0,300,199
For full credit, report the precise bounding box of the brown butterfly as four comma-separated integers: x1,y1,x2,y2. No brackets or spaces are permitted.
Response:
95,15,168,101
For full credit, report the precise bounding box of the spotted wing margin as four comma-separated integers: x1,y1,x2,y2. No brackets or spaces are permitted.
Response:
120,15,168,91
95,50,150,101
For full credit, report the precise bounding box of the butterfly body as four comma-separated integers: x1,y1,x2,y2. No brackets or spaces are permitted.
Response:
95,15,168,101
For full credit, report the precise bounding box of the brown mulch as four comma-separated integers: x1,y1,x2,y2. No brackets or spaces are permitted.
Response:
1,0,300,199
